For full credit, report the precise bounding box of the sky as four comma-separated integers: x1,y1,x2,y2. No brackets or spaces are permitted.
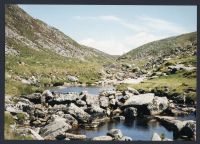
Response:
19,5,197,55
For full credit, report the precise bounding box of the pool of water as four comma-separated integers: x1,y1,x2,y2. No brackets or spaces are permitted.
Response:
70,117,174,140
51,86,196,141
50,86,115,95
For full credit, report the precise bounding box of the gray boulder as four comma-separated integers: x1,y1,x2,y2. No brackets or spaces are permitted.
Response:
52,93,79,104
63,114,78,126
124,93,155,106
147,96,169,115
127,87,139,95
65,103,90,123
112,116,125,121
40,117,72,139
107,129,123,140
123,107,137,119
76,99,86,106
92,136,113,141
179,120,196,139
152,133,162,141
99,97,109,108
124,94,169,115
67,75,78,82
23,93,42,103
65,133,86,140
82,94,99,106
119,136,132,141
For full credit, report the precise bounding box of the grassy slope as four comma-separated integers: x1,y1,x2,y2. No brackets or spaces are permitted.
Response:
5,5,115,96
117,55,197,102
5,37,108,96
118,32,197,68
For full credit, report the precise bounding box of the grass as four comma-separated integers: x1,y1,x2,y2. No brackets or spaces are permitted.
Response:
130,72,196,101
4,112,33,140
5,37,106,96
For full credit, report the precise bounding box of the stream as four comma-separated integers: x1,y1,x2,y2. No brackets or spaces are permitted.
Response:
51,86,196,141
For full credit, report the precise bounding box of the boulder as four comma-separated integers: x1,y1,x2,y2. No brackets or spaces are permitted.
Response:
124,94,169,115
40,117,72,139
179,120,196,139
92,136,113,141
76,99,86,106
28,128,44,140
112,116,125,121
123,107,137,119
42,90,54,103
110,99,117,106
147,96,169,115
119,136,132,141
65,103,90,123
152,133,162,141
107,129,123,140
99,97,109,108
100,90,116,97
51,93,79,104
67,75,78,82
63,114,78,126
127,87,139,95
23,93,42,104
82,94,99,106
112,108,122,116
65,133,86,140
86,105,106,116
124,93,155,106
5,103,23,114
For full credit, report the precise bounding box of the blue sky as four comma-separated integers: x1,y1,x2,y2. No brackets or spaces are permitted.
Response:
19,5,197,55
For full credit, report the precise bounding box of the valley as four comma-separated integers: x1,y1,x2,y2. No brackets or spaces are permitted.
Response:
4,5,197,141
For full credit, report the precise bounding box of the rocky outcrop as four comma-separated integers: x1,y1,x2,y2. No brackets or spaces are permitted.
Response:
65,103,91,123
39,116,72,140
155,116,196,140
107,129,123,140
123,94,168,115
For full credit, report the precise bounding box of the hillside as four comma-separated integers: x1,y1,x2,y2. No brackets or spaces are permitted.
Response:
118,32,197,69
5,5,114,96
115,32,197,104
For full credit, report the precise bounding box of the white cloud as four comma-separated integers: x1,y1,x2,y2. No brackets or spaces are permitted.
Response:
79,38,129,55
75,15,192,55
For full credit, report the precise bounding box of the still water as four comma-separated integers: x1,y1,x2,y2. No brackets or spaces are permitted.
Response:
52,86,196,141
70,117,174,140
51,86,115,95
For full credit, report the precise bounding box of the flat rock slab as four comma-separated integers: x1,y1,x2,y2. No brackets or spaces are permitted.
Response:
40,117,72,139
65,133,86,140
124,93,155,106
92,136,113,141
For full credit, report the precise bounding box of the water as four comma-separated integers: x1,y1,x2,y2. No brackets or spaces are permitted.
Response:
51,86,196,141
50,86,115,95
69,117,174,140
